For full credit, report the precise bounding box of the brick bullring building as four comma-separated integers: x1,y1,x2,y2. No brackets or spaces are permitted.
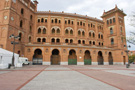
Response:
0,0,128,65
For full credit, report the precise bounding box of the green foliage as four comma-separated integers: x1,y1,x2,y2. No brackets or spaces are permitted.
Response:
129,55,135,63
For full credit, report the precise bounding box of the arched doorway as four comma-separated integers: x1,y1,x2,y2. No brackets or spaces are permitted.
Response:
84,50,91,65
68,50,77,65
19,33,22,41
98,51,104,65
51,49,60,65
33,49,43,65
108,52,113,65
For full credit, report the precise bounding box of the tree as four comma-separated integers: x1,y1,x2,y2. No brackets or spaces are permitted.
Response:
129,12,135,27
127,12,135,45
126,32,135,45
129,55,135,63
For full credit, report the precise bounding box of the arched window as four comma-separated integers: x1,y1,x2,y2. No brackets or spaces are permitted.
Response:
91,23,93,28
93,41,95,45
65,29,68,34
51,38,55,43
101,35,103,39
30,15,32,20
68,20,70,24
57,29,60,34
37,38,41,42
83,23,85,26
45,19,47,23
65,20,67,24
70,39,73,43
38,19,40,23
52,28,55,34
98,34,100,39
65,39,68,43
52,19,54,23
20,20,23,28
43,28,46,34
102,43,103,46
78,40,81,44
82,31,85,36
89,32,91,37
111,38,114,45
72,21,74,25
19,33,22,41
107,20,109,25
56,38,60,43
78,31,81,36
55,19,57,23
41,18,44,23
89,41,92,45
42,38,46,42
70,30,73,35
113,18,115,23
82,40,85,44
29,37,31,43
80,21,82,26
77,22,79,25
38,28,41,34
99,42,101,46
121,37,124,43
93,33,95,38
110,19,112,24
110,27,113,34
58,20,60,23
121,27,122,33
21,8,24,15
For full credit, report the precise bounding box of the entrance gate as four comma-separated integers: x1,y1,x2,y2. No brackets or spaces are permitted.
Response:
33,58,42,65
98,51,104,65
33,49,43,65
84,50,91,65
68,50,77,65
108,52,113,65
51,49,60,65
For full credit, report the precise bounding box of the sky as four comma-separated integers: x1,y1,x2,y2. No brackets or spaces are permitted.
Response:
36,0,135,50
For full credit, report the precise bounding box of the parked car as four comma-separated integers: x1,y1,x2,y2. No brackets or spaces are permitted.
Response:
19,57,30,65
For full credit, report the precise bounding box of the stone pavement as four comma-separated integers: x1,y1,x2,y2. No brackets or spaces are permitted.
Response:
0,65,135,90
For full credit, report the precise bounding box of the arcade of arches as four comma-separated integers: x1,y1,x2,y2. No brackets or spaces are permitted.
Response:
26,48,127,65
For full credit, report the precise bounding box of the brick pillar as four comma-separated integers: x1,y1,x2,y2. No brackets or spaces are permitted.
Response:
91,50,98,65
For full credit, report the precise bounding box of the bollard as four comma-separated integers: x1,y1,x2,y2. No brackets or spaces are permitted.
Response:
126,64,129,68
8,64,11,69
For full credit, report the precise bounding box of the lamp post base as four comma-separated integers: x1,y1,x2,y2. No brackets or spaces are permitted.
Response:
10,66,15,69
126,64,130,68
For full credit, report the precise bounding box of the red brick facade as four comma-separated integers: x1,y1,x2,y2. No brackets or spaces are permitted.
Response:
0,0,128,65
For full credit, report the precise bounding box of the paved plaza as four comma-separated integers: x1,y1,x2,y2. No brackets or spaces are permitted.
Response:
0,65,135,90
